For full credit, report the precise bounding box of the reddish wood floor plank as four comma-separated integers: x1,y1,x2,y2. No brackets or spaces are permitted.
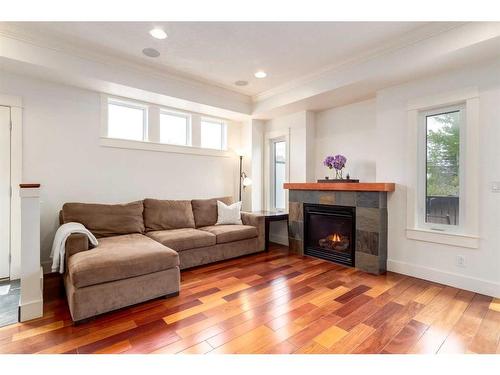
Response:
0,244,497,354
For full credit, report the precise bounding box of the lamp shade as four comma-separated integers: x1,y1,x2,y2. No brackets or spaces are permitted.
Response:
242,177,252,187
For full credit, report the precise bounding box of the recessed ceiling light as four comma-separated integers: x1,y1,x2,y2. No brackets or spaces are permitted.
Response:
142,48,160,58
235,80,248,86
149,28,167,40
254,71,267,79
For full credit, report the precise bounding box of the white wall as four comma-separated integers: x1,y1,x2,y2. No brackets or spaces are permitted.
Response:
0,71,242,272
315,99,376,181
376,59,500,297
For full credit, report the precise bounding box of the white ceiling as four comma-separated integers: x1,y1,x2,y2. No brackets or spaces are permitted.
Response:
10,22,428,96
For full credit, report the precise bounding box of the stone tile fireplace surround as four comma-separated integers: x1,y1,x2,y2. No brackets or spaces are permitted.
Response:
284,183,395,275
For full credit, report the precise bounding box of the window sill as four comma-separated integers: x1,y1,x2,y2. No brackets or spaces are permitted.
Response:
406,228,479,249
100,137,233,158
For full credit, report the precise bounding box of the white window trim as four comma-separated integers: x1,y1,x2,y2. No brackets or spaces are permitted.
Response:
107,97,148,141
263,130,289,211
406,87,479,248
270,137,287,210
160,110,192,146
200,117,227,150
417,103,465,233
100,94,231,157
100,137,233,158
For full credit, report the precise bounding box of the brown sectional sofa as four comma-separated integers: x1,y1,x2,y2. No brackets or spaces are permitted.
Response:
60,197,264,322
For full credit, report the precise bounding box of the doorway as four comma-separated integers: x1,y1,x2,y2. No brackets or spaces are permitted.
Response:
0,105,18,327
0,105,10,280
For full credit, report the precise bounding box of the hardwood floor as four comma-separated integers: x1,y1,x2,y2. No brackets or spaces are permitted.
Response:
0,244,498,354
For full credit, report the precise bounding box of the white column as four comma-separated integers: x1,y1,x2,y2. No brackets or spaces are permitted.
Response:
19,184,43,322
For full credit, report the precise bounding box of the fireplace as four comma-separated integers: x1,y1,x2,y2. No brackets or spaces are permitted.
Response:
303,203,355,267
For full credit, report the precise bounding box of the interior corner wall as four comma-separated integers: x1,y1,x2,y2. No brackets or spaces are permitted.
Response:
305,111,316,182
1,71,242,273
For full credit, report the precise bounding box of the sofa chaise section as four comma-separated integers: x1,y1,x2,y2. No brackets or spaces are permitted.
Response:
61,201,180,322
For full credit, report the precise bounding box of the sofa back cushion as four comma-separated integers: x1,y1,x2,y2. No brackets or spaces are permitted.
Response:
144,199,195,231
191,196,234,228
62,201,145,238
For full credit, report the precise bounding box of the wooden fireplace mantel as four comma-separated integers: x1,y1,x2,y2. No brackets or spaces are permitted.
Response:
283,182,395,192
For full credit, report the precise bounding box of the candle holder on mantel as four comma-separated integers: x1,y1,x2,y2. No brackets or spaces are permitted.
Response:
319,154,359,183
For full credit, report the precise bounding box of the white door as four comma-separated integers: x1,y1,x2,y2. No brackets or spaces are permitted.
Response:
0,106,10,279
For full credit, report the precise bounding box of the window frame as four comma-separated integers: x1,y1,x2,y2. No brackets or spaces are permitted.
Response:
406,87,480,249
270,137,287,211
417,103,466,233
159,110,191,146
107,98,148,141
200,117,227,150
100,94,233,157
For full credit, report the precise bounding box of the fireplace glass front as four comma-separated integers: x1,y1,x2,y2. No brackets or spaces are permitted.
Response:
303,204,355,267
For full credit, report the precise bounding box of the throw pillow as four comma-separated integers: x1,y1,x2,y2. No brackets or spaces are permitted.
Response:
216,200,242,225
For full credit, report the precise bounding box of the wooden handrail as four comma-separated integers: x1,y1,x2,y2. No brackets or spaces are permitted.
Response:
19,183,41,188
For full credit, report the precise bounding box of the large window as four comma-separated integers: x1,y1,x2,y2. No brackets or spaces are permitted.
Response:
107,100,147,141
104,96,231,155
420,104,464,228
272,140,287,210
407,89,479,248
160,111,190,146
201,118,226,150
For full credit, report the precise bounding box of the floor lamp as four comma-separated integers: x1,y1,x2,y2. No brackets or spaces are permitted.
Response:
239,155,252,202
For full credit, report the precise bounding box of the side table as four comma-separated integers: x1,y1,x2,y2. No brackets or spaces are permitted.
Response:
252,211,289,251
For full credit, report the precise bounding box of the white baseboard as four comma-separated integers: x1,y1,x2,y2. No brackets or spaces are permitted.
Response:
387,259,500,298
19,266,44,322
19,299,43,322
269,234,289,246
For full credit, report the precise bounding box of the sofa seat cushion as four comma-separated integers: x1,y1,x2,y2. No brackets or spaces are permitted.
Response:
146,228,216,252
68,234,179,288
199,225,258,244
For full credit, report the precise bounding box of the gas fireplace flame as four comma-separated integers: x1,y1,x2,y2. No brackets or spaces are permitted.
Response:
327,233,342,242
318,232,350,252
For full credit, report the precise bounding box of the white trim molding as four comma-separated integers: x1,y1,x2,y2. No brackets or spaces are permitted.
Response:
0,94,22,108
388,259,500,298
263,130,290,211
0,94,23,280
406,228,479,249
100,137,233,158
101,94,232,155
406,87,480,248
19,186,43,322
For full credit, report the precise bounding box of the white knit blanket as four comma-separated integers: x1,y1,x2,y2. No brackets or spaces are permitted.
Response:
50,222,98,273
